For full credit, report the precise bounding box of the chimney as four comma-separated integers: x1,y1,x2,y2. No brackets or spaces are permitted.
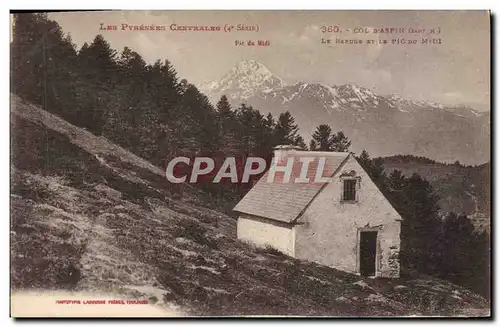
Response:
273,144,303,163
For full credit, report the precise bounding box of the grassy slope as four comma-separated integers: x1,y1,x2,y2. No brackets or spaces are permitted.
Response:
10,95,489,316
380,156,490,233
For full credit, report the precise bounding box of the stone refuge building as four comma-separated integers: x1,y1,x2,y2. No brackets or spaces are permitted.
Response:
233,145,402,278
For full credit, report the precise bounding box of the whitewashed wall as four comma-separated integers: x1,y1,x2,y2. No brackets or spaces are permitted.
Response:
237,214,295,256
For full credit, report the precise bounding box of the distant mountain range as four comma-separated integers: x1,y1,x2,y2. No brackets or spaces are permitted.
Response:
201,60,490,165
380,155,490,232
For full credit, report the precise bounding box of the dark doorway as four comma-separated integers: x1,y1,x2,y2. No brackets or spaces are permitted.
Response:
359,231,378,277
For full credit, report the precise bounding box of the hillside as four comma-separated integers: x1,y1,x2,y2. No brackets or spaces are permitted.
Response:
380,155,490,232
10,95,489,317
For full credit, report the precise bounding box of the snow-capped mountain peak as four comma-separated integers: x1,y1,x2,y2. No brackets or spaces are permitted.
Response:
199,60,489,165
230,59,273,77
444,104,482,118
201,60,285,101
262,82,386,113
201,60,487,121
386,94,485,117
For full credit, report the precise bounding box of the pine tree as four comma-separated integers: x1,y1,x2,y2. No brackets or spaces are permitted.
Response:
262,113,277,149
180,83,219,155
310,124,334,151
309,125,351,152
331,131,351,152
75,34,119,134
216,95,232,115
398,173,441,272
294,135,307,150
11,13,78,118
114,46,147,127
388,169,406,192
357,150,371,168
274,111,301,146
11,13,47,104
369,157,388,190
264,113,275,129
80,34,117,82
147,60,182,122
162,59,179,92
436,212,490,297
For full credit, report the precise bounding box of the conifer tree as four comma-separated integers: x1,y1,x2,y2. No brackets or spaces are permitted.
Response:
274,111,301,146
331,131,351,152
397,173,441,272
76,34,118,134
294,135,307,150
436,212,490,297
11,13,78,118
310,124,334,151
216,95,232,115
357,149,371,168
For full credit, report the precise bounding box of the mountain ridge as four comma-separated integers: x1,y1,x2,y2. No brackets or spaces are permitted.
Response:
201,60,490,165
201,59,286,102
379,155,490,232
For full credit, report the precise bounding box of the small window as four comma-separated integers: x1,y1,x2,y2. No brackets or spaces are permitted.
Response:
343,179,357,201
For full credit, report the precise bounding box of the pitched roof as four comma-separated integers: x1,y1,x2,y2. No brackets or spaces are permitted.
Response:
233,151,351,224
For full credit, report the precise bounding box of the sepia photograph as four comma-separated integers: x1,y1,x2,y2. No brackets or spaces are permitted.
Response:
9,10,491,318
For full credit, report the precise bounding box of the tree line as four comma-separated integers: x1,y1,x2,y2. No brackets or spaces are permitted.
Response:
358,151,489,299
10,13,489,299
10,13,353,203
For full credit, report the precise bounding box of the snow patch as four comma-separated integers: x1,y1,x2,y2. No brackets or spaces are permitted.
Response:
335,296,351,303
187,265,220,275
353,280,374,291
168,245,198,257
203,286,230,294
365,293,388,303
306,275,333,285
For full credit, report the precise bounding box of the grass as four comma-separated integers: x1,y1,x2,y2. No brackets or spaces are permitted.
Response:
11,193,86,290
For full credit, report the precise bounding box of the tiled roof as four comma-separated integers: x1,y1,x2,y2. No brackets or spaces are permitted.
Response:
233,151,351,223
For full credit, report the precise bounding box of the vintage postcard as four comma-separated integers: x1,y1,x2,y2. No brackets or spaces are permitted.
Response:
10,10,490,317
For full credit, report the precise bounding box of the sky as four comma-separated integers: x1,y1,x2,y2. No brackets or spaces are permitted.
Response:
48,10,490,111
